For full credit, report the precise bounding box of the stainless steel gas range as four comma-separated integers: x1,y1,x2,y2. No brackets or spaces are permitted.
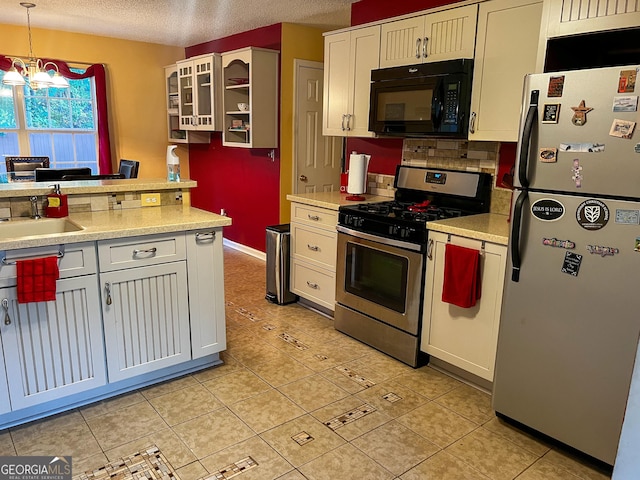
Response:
335,165,492,367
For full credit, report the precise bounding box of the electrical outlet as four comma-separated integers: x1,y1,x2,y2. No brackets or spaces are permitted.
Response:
141,193,161,206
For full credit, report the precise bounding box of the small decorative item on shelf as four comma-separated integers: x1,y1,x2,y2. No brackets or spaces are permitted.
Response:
237,102,249,111
231,119,243,128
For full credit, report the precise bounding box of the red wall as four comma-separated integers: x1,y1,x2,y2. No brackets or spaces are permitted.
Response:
186,24,282,252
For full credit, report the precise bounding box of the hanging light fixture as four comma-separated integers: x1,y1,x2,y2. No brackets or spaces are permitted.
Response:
3,2,70,90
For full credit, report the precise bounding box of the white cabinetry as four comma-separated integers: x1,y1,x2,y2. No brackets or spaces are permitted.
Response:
165,65,209,144
323,26,380,137
98,233,191,382
177,54,222,131
421,231,507,381
379,5,477,68
222,47,279,148
290,203,338,310
543,0,640,37
469,0,543,142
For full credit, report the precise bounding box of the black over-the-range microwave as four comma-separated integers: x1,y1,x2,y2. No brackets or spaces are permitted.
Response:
368,59,473,138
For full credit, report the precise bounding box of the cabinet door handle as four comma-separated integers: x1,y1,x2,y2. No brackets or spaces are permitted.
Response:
415,37,422,59
427,238,434,260
469,112,477,134
346,114,352,131
308,214,320,221
2,298,10,325
195,231,215,242
341,114,347,131
133,247,157,257
307,244,319,251
104,282,112,306
423,37,429,58
306,281,319,289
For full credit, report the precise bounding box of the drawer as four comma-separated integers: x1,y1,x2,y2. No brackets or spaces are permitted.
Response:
291,223,337,271
98,233,186,272
291,260,335,311
0,242,97,287
291,203,338,230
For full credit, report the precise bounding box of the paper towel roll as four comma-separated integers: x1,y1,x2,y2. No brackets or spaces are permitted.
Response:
347,153,370,195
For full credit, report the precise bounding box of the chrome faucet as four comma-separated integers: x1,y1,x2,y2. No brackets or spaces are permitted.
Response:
30,196,41,219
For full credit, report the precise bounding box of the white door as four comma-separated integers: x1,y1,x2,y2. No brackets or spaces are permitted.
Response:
294,60,341,194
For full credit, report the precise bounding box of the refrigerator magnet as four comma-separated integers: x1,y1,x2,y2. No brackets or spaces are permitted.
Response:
542,104,561,123
635,143,640,153
570,100,593,126
547,76,565,97
618,69,637,93
609,119,636,139
576,199,610,230
615,209,640,225
539,148,557,163
613,96,638,112
532,198,565,221
571,159,583,188
634,238,640,253
586,245,620,257
561,251,582,277
542,238,575,249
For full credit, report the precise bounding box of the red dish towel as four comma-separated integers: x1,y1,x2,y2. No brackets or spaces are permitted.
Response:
16,257,60,304
442,244,482,308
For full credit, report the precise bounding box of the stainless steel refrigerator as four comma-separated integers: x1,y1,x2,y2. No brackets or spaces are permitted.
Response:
493,64,640,466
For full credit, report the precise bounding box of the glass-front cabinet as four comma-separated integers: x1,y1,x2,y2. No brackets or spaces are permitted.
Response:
164,64,210,143
176,54,222,132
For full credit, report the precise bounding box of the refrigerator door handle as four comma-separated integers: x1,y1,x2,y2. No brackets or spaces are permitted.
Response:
510,190,528,282
517,90,539,189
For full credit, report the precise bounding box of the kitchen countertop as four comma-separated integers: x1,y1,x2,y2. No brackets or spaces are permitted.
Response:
286,191,390,210
0,205,232,250
427,213,511,245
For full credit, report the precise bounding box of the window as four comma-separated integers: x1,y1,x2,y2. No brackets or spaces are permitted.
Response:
0,68,98,173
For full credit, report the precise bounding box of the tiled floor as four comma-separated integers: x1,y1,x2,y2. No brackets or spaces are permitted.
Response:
0,247,613,480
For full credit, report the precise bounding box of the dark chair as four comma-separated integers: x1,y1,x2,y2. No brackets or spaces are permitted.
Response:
5,156,50,182
35,167,92,182
118,159,139,179
61,173,125,180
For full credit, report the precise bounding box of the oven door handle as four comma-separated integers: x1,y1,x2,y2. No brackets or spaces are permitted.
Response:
336,225,423,252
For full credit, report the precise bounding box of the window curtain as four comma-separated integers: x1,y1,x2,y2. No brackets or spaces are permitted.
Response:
0,55,113,173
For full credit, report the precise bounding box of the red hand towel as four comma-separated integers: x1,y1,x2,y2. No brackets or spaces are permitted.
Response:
442,243,482,308
16,257,60,304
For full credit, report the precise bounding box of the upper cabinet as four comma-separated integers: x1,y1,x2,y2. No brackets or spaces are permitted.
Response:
323,25,380,137
164,65,209,144
469,0,543,142
379,5,477,68
222,47,279,148
177,54,222,132
543,0,640,37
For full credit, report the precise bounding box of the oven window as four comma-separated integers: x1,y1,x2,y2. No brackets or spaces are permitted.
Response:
345,242,408,313
376,89,433,122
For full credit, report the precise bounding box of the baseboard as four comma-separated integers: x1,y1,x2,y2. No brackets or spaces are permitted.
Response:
223,238,266,261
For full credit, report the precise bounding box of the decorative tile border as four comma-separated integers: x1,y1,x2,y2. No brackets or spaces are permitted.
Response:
382,392,402,403
324,403,377,431
235,308,260,322
279,332,309,350
76,445,176,480
292,431,314,446
314,353,329,361
334,366,376,388
208,456,258,480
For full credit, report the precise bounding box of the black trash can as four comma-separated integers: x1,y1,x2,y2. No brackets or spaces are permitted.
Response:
265,224,297,305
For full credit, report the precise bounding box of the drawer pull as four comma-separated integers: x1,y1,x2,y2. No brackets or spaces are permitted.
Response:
308,214,320,221
307,244,319,252
195,231,215,242
306,281,319,289
133,247,157,257
104,282,112,306
2,298,11,325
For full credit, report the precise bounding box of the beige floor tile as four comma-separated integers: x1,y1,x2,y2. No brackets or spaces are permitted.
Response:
149,384,223,426
342,351,413,384
79,391,147,420
200,435,293,480
260,414,346,467
140,374,199,400
394,366,462,399
173,408,254,459
320,365,375,395
260,327,323,352
445,427,539,480
355,380,430,419
311,396,392,442
202,368,272,405
192,353,243,382
351,421,440,476
516,458,584,479
288,340,369,372
72,452,109,478
400,450,490,480
175,461,208,480
227,340,291,369
86,401,167,451
482,417,551,457
541,450,612,480
10,410,85,443
434,384,493,425
249,355,314,387
0,430,16,455
278,374,351,412
396,402,477,448
275,471,307,480
103,428,196,469
230,389,305,433
298,443,394,480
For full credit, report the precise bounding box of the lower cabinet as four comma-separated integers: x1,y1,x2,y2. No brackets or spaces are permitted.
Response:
421,231,507,381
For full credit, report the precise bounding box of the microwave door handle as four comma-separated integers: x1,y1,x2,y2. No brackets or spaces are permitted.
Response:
431,79,444,129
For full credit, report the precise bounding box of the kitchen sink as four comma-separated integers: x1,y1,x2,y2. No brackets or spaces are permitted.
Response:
0,218,84,239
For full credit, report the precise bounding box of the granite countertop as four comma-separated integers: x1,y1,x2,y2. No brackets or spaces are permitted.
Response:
0,178,196,198
0,206,231,250
286,191,390,211
427,213,511,246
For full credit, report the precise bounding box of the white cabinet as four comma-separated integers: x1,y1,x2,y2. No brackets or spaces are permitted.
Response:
468,0,543,142
421,231,507,381
165,65,209,144
177,54,222,131
186,229,226,358
222,47,279,148
323,26,380,137
379,5,477,68
289,202,338,310
98,234,191,382
542,0,640,37
0,349,9,414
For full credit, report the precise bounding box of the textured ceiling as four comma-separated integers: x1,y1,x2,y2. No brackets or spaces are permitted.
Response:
0,0,357,47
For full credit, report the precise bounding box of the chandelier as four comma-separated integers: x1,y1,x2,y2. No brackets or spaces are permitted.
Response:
2,2,70,90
